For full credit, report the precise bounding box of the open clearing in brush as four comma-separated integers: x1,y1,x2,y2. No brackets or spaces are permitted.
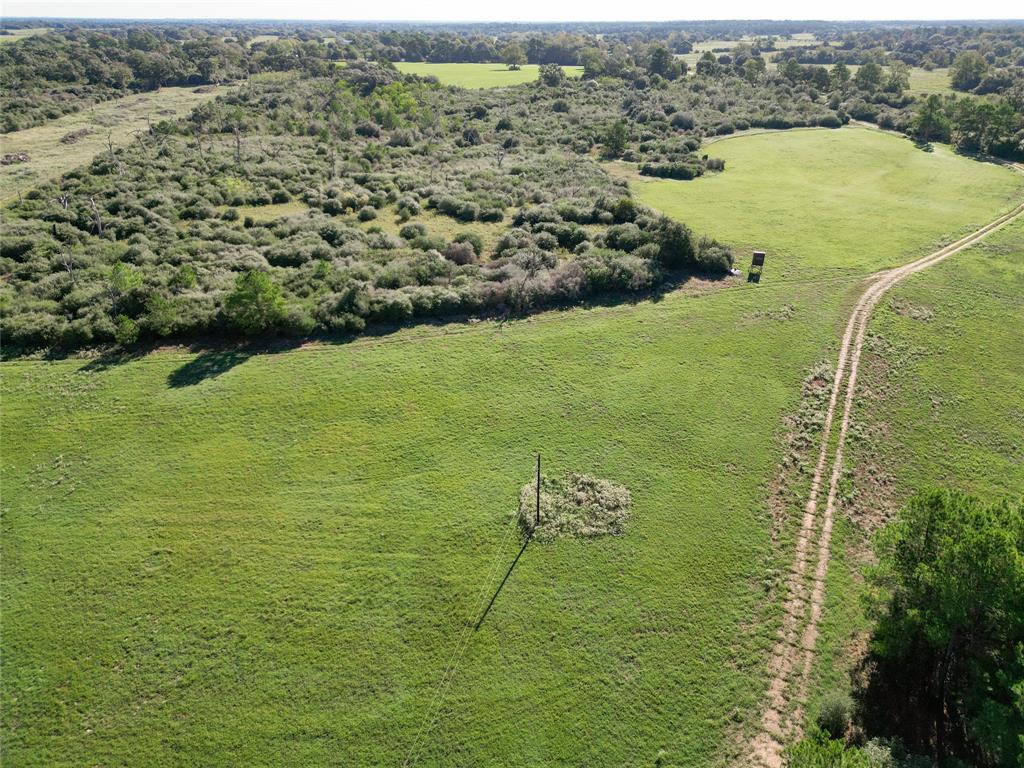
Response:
3,128,1023,767
392,62,583,88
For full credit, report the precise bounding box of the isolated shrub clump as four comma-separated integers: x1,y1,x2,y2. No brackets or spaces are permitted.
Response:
518,472,632,541
815,691,853,738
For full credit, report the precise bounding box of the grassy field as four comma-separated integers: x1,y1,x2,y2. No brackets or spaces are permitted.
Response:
627,127,1024,278
810,216,1024,714
393,62,584,88
2,276,852,766
0,27,52,44
0,86,232,205
4,126,1021,766
217,200,311,222
358,206,511,251
906,67,953,95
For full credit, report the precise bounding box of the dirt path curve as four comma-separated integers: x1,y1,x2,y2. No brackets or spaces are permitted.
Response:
748,199,1024,767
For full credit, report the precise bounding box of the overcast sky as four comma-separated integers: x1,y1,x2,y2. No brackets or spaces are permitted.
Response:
4,0,1022,21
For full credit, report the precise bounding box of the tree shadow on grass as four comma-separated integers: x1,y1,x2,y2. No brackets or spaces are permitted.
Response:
76,347,147,373
167,347,256,388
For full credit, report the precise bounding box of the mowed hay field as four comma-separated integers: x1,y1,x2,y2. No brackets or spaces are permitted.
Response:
393,62,583,88
3,279,851,767
4,127,1023,766
0,85,231,204
629,127,1024,278
811,217,1024,711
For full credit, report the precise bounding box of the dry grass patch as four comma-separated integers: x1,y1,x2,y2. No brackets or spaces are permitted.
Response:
518,472,632,541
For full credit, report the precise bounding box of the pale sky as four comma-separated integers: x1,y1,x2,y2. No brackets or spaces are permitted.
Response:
3,0,1022,22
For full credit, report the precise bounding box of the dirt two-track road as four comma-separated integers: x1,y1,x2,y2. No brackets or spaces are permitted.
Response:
748,194,1024,767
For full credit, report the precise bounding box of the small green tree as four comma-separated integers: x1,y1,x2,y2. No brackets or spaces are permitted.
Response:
861,489,1024,765
113,314,139,346
742,57,766,83
223,270,285,334
601,119,628,158
951,50,989,91
501,43,526,71
171,264,197,291
830,62,851,89
911,94,950,142
654,217,696,269
108,262,142,315
143,294,177,337
884,61,910,93
647,45,677,79
854,61,883,92
539,62,565,87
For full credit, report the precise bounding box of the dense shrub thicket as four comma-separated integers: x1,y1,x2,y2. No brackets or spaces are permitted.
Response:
3,21,1023,353
0,29,345,132
2,65,764,354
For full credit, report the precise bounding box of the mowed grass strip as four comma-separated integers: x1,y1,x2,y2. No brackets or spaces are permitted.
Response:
629,127,1024,278
393,62,583,88
2,274,852,766
0,85,232,204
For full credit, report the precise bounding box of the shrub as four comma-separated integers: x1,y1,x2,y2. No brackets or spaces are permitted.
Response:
369,289,414,323
443,241,477,265
399,222,427,240
603,223,645,252
357,206,378,221
816,692,853,738
223,270,285,334
696,237,734,272
640,162,703,180
113,314,139,346
670,112,695,129
452,231,484,256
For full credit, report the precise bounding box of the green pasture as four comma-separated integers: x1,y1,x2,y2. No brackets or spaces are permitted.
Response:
2,273,853,766
0,27,51,44
393,62,583,88
629,127,1024,278
0,85,231,205
906,66,953,95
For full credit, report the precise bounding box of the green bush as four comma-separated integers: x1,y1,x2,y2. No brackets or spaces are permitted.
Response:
816,692,853,738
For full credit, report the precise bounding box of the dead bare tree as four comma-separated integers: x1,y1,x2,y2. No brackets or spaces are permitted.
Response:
55,192,71,210
88,196,104,236
193,124,206,161
60,253,76,283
